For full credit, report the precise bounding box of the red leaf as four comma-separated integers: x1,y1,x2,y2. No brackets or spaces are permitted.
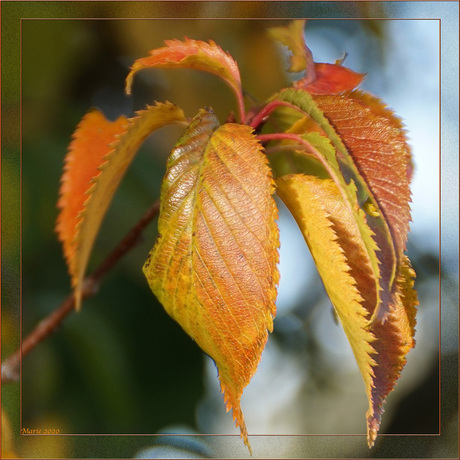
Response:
313,91,413,256
296,62,366,94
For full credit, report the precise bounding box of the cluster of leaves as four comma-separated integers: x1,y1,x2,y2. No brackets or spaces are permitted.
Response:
56,20,418,453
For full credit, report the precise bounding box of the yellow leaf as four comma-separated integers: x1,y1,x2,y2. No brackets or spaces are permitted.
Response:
57,102,186,309
276,174,377,394
143,108,279,453
268,20,308,73
276,174,417,447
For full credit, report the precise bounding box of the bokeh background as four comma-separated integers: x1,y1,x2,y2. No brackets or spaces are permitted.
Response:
2,1,458,459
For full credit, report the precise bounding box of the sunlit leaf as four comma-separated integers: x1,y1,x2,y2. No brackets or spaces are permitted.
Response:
276,174,377,402
143,108,279,453
313,91,413,257
275,88,398,322
57,102,186,309
56,110,127,286
276,174,417,447
125,37,242,101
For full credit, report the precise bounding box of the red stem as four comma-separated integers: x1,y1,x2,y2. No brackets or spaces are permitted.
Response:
236,88,246,124
256,132,339,191
248,100,299,129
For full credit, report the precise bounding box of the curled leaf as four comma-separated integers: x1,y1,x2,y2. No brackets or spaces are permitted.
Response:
125,37,242,100
143,108,279,453
57,102,186,309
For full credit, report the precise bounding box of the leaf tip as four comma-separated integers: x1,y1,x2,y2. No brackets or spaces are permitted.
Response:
125,71,134,95
220,379,252,455
367,413,380,448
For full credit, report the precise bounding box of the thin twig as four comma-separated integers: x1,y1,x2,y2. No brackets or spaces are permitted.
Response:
1,199,161,384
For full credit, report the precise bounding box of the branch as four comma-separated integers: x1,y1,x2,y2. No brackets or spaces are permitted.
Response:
1,199,161,384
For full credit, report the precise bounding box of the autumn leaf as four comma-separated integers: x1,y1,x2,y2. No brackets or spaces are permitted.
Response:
269,19,365,94
56,110,128,287
125,37,243,116
143,107,279,453
279,88,414,321
276,174,377,396
268,20,311,73
366,255,417,447
312,91,413,258
275,88,398,322
297,62,366,95
276,174,417,447
57,102,186,309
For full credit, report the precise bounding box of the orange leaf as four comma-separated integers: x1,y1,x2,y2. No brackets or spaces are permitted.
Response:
143,108,279,453
313,91,413,257
275,87,414,322
296,62,366,94
125,38,242,99
57,103,186,309
56,110,128,280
